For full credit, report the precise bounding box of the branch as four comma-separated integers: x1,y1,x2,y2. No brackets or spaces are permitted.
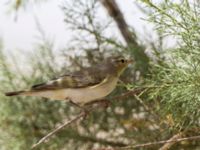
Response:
159,133,183,150
100,0,136,45
100,0,149,75
120,134,200,149
31,112,85,149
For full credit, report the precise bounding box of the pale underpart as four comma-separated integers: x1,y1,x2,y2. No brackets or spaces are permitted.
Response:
23,76,118,105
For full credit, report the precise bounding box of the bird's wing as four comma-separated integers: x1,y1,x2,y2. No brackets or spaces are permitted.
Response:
31,68,106,91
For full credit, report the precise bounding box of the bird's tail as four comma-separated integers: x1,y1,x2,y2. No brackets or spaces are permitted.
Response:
5,91,27,96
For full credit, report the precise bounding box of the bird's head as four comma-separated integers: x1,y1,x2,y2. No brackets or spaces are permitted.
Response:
105,56,133,76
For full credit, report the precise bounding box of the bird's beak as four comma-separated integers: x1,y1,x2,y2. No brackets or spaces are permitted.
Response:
127,59,133,64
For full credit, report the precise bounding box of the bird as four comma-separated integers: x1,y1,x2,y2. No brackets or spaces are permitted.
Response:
5,56,132,106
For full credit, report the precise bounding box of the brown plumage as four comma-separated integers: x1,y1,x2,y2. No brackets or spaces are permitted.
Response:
5,56,132,104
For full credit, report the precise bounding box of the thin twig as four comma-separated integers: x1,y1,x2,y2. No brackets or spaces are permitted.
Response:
31,112,85,149
159,133,183,150
120,134,200,149
134,94,160,121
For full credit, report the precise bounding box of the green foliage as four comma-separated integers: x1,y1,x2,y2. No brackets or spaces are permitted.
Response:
1,0,200,149
141,0,200,130
0,1,139,149
0,40,70,150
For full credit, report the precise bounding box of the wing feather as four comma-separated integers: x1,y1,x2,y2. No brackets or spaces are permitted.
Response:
31,68,106,91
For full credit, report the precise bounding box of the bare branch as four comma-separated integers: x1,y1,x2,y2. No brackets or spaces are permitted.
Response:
31,112,85,149
159,133,183,150
100,0,149,75
120,134,200,149
100,0,136,45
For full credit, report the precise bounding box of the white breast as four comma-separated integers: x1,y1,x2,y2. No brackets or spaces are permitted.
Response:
30,76,119,105
67,77,118,104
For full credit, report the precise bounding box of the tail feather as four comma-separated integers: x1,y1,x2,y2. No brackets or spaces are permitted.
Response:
5,91,25,96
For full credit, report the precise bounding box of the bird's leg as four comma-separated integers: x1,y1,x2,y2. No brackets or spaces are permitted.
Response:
69,100,83,109
69,100,89,118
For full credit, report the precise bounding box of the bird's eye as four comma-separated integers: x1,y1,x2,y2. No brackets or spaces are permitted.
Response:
120,59,125,63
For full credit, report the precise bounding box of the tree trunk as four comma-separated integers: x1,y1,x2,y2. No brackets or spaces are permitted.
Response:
100,0,150,75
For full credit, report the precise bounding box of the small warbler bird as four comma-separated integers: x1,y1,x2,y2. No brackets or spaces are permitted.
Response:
5,56,132,106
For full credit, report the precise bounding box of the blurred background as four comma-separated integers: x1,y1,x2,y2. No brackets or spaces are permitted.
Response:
0,0,200,149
